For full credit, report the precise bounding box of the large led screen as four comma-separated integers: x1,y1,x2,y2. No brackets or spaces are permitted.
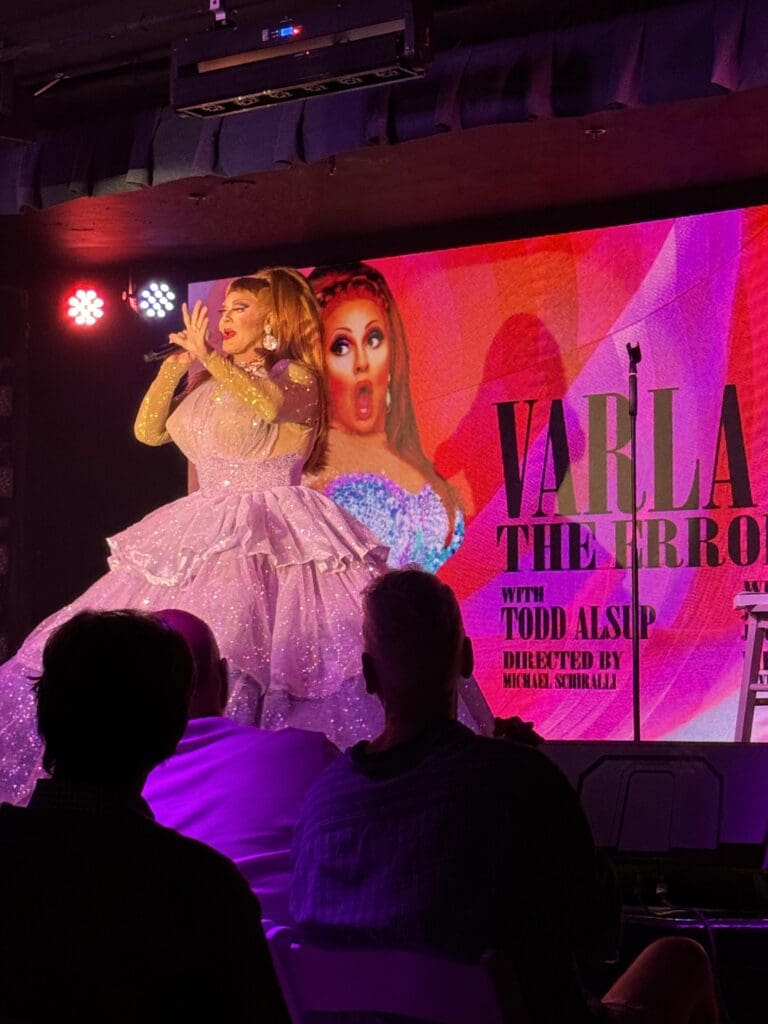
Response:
191,204,768,741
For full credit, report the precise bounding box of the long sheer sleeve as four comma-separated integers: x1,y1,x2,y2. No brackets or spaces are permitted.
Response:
134,360,189,446
201,352,318,425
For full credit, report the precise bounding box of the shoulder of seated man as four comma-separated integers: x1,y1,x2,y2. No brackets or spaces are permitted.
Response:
151,816,262,886
465,730,570,782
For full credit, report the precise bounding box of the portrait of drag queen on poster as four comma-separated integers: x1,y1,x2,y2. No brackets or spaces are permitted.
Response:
0,268,390,805
304,263,464,573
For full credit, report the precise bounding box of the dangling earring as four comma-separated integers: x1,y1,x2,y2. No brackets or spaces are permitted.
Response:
263,322,278,351
385,379,392,413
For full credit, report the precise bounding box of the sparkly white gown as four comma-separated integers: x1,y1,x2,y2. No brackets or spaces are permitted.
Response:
0,357,388,804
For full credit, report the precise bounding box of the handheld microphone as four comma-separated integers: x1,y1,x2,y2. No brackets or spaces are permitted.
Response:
143,343,181,363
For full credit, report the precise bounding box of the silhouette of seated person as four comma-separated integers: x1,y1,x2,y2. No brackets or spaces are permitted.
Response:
291,569,719,1024
0,610,290,1023
144,608,339,928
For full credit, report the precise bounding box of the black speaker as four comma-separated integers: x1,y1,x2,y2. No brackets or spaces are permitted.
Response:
544,741,768,912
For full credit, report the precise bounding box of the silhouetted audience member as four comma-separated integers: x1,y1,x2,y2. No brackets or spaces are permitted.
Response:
144,608,340,927
0,610,290,1023
291,569,719,1024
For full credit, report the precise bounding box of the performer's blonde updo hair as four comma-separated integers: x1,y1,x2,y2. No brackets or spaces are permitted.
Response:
191,267,328,474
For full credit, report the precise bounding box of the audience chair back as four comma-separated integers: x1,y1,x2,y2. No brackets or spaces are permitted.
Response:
267,929,528,1024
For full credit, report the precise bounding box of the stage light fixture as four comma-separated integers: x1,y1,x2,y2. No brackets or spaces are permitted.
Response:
66,288,104,327
171,1,430,118
136,281,177,320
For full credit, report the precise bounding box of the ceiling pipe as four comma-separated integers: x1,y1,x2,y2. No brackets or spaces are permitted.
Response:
21,51,169,90
0,4,217,64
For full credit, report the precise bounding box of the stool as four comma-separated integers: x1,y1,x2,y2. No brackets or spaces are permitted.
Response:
733,593,768,742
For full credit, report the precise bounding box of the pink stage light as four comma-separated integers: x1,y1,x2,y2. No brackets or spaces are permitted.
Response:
66,288,105,326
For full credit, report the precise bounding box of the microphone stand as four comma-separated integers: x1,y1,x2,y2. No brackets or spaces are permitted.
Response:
627,342,642,742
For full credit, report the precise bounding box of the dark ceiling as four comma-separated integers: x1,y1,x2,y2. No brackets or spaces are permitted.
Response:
8,0,630,128
2,0,768,277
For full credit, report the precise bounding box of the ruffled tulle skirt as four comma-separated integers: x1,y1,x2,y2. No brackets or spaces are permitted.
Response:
0,484,389,804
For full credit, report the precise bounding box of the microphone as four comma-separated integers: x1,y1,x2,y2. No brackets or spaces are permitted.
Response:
143,343,181,363
626,341,642,366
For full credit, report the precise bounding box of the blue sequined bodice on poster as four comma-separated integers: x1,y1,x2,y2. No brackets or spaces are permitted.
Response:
323,473,464,573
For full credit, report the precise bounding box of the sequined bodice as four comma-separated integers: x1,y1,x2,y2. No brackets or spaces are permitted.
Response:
195,452,305,491
166,378,310,491
323,473,464,572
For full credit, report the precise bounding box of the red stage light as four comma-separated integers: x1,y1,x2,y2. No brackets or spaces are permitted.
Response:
66,288,105,326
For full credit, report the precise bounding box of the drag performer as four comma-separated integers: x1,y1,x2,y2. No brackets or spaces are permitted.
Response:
0,269,388,804
305,263,464,572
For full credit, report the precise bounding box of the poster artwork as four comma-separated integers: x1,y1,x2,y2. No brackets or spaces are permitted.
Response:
190,202,768,742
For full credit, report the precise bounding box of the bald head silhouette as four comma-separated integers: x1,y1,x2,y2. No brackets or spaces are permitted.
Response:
361,568,473,726
153,610,228,719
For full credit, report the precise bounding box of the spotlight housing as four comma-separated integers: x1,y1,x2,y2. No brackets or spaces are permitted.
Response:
136,281,177,320
171,0,430,117
66,288,105,327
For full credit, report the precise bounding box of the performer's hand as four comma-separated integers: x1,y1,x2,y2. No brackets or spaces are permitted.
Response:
171,300,210,362
164,333,195,367
493,715,544,747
